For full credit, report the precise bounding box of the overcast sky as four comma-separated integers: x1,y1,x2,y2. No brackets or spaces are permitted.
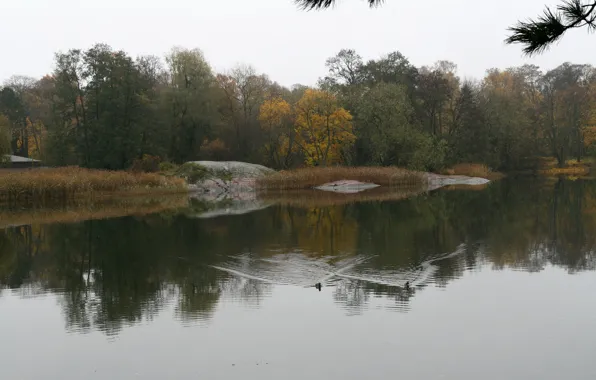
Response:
1,0,594,86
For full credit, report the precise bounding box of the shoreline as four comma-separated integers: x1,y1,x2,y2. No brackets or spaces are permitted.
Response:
0,162,495,219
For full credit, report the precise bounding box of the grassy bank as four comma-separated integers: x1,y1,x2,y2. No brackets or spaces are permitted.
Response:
0,167,187,206
441,163,504,180
256,166,425,190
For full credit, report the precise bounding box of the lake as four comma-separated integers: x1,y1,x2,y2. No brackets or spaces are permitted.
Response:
2,178,596,380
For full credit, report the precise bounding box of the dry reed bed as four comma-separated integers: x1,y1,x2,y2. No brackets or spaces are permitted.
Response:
256,166,425,190
0,194,189,228
0,167,187,205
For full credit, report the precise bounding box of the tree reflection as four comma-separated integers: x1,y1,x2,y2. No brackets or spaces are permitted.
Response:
2,178,596,334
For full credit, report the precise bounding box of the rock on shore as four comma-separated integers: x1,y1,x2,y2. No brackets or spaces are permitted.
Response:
183,161,274,196
189,161,275,178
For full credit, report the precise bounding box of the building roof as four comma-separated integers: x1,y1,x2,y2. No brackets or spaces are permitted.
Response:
3,154,41,163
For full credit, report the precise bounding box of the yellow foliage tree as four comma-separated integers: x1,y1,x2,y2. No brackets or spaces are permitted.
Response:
294,89,355,166
258,97,297,168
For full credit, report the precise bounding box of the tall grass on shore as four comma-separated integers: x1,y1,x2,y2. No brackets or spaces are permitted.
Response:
0,167,187,206
256,166,425,190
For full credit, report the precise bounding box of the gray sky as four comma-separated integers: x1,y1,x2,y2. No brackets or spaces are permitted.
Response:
1,0,593,87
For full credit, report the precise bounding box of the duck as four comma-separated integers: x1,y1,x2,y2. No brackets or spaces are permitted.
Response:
315,282,322,291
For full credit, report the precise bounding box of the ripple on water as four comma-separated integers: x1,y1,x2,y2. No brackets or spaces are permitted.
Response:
205,245,467,314
211,245,466,288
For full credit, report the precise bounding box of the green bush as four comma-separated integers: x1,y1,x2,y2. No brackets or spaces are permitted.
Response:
409,135,447,172
159,161,178,172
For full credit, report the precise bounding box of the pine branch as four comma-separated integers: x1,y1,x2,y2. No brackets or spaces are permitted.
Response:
295,0,383,10
506,0,596,55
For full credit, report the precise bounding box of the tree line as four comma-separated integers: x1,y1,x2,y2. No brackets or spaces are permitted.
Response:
1,43,596,171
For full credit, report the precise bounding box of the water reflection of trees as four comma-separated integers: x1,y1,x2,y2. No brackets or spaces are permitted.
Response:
2,178,596,334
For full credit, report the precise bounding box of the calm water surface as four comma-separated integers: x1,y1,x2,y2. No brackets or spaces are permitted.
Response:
2,178,596,379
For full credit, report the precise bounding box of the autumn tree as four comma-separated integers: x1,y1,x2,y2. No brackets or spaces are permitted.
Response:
294,89,355,166
258,97,296,168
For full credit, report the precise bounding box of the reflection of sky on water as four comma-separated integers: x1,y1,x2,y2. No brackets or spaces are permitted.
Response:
2,266,596,380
